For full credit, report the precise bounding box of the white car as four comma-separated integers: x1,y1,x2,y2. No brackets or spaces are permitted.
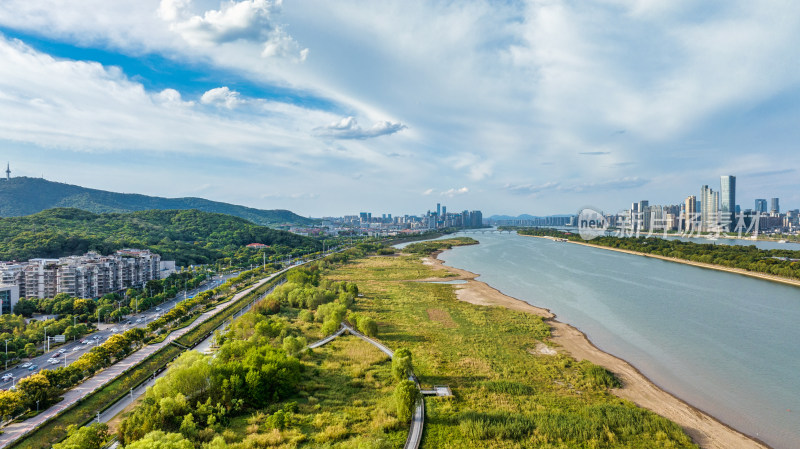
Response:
51,359,60,365
110,328,118,333
135,319,142,323
20,362,31,368
58,348,66,353
2,374,12,381
72,347,79,352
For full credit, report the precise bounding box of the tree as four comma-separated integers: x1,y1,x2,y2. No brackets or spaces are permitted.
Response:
13,299,36,317
124,431,194,449
392,349,413,381
282,336,306,356
393,380,420,422
52,423,108,449
0,390,22,421
357,317,378,337
16,373,58,409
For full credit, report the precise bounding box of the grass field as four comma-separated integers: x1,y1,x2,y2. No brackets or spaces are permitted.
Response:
324,254,698,448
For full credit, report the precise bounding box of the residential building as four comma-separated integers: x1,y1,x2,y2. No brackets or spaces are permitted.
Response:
0,284,19,314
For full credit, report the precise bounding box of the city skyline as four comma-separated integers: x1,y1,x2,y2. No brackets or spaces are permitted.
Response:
1,2,800,216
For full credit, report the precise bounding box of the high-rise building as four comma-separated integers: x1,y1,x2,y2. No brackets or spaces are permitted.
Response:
771,198,780,215
720,175,736,231
684,196,697,231
436,203,441,217
700,185,719,232
638,200,650,231
755,199,768,214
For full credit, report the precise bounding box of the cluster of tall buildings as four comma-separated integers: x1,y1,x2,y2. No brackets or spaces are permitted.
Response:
614,175,798,234
320,203,484,237
0,249,174,313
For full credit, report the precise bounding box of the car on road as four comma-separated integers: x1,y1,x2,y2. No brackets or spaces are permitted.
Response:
72,347,79,351
58,348,66,353
110,328,118,333
51,359,60,365
155,307,162,311
2,374,12,381
81,339,89,344
28,364,37,371
136,318,142,323
20,362,31,368
53,352,61,358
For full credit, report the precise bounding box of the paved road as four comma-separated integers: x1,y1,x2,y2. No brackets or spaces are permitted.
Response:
0,272,277,448
0,275,234,390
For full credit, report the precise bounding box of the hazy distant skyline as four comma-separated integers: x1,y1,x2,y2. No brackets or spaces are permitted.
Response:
1,1,799,217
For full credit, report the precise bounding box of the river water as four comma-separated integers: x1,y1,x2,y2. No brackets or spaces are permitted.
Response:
430,232,800,449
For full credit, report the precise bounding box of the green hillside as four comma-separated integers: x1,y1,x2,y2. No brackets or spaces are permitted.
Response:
0,208,320,266
0,177,315,226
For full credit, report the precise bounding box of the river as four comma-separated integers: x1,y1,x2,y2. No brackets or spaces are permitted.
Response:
427,232,800,449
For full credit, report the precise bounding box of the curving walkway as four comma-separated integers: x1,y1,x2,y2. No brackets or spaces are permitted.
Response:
307,323,425,449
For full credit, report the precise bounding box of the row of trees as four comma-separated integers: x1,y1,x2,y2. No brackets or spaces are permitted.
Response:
516,228,800,280
0,327,147,421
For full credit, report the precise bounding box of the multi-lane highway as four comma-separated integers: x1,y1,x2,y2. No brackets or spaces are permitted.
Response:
0,274,234,390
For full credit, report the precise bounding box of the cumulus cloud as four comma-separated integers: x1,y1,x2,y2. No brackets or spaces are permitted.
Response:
159,0,308,60
200,86,244,109
153,88,194,107
315,116,407,140
442,187,469,197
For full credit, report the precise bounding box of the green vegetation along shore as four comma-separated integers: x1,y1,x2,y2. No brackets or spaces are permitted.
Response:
0,208,320,266
82,242,697,449
512,227,800,281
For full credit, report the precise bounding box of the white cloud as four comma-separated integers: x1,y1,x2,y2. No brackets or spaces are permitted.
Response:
160,0,308,60
200,86,244,109
153,88,194,107
315,116,407,140
1,1,800,214
442,187,469,197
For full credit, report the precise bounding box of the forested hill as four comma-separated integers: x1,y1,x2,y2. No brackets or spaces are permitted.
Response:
0,208,320,266
0,177,315,226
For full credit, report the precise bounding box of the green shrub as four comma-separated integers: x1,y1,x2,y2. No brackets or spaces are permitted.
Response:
393,380,419,422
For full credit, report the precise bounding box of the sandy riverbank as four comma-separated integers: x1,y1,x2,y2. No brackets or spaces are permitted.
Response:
422,252,770,449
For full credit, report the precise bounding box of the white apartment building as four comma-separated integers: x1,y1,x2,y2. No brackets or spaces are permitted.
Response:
0,249,166,300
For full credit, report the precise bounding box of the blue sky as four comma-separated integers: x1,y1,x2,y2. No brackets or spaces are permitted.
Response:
1,1,799,217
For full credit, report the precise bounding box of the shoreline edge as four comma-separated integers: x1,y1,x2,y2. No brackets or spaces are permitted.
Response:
424,249,772,449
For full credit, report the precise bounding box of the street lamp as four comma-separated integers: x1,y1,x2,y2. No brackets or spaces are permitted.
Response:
4,339,10,370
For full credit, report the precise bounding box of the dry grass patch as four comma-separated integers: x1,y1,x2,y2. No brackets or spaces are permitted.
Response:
427,308,457,328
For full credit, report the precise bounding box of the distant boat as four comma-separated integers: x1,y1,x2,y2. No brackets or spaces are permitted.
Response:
778,240,787,243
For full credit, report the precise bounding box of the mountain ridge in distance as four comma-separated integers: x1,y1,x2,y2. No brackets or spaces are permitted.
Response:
0,177,315,226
